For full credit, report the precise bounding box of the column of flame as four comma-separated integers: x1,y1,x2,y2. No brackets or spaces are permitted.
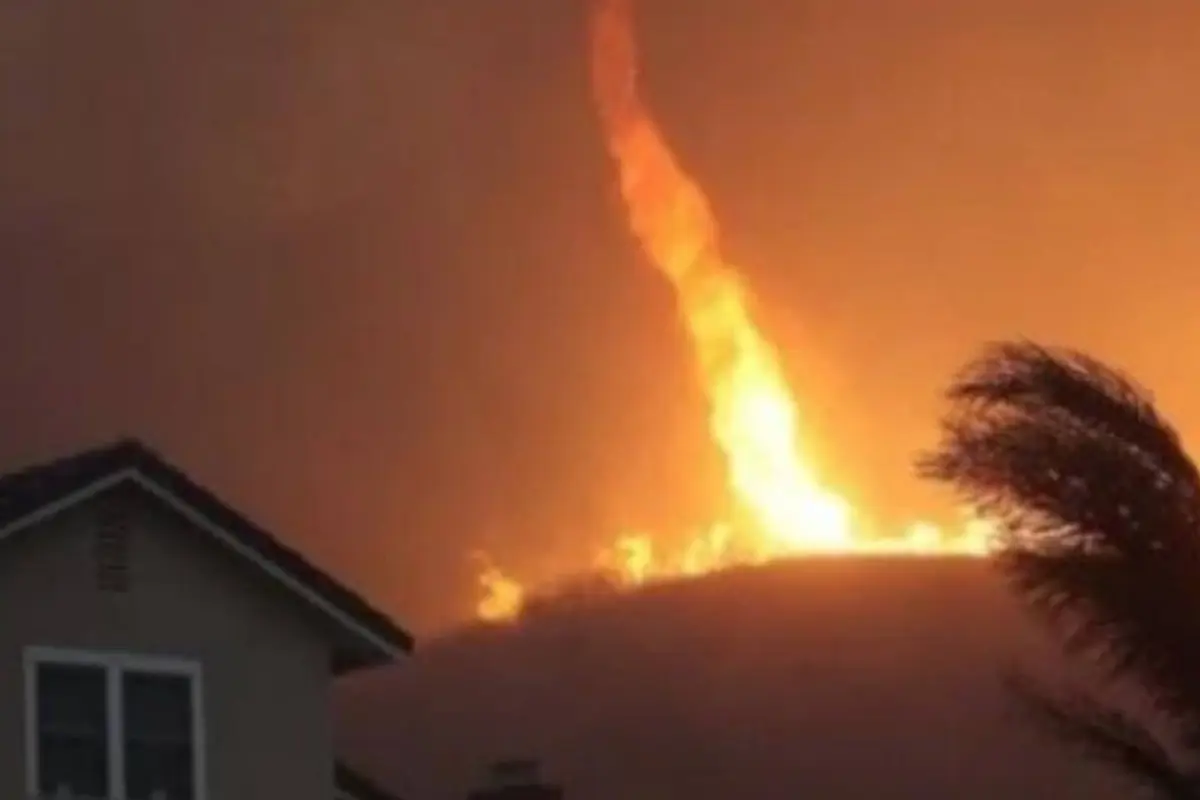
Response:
591,0,855,552
473,0,989,623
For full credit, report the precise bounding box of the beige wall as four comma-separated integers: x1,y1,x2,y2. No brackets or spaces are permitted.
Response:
0,484,336,800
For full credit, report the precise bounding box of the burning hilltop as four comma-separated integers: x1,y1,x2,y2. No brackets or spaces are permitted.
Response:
477,0,989,621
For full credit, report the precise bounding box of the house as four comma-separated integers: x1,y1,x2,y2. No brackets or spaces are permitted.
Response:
0,438,413,800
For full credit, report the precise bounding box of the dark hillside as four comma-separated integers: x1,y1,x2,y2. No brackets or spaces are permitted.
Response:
339,557,1127,799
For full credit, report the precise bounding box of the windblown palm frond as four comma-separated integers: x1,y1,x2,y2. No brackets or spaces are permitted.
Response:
917,340,1200,749
1003,670,1196,798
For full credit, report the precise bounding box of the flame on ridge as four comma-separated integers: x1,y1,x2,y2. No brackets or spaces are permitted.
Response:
475,0,990,623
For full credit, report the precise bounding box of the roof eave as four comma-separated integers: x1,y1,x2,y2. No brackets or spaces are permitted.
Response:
332,641,412,676
0,440,416,664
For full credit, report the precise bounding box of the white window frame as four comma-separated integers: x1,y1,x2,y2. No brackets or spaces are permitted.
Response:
23,646,207,800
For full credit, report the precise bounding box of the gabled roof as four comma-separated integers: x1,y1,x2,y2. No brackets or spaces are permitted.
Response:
0,438,413,670
336,761,403,800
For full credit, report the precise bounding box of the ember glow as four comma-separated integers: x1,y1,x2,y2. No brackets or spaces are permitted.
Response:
475,0,991,623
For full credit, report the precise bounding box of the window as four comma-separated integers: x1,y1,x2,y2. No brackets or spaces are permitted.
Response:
123,672,194,800
35,663,108,798
25,648,205,800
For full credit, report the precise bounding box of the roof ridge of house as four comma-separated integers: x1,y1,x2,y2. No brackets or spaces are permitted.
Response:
0,439,414,666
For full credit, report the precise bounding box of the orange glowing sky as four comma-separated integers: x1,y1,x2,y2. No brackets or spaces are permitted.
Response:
2,0,1200,628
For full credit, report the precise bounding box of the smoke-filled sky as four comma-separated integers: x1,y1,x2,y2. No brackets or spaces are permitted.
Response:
4,0,1200,631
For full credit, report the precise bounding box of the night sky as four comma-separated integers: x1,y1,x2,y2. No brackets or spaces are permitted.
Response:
4,0,1200,631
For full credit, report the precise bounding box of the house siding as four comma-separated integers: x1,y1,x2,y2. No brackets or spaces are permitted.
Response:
0,485,335,800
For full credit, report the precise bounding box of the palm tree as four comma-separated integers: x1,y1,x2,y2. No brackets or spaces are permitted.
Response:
917,340,1200,797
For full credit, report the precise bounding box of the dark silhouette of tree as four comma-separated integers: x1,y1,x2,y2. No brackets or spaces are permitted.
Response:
917,340,1200,797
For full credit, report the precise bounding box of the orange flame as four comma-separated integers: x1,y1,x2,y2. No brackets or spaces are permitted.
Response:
475,555,526,623
475,0,990,623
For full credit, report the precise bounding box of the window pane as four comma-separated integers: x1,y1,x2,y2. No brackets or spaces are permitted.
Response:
39,738,109,798
125,743,193,800
123,672,194,800
36,663,108,798
123,672,191,742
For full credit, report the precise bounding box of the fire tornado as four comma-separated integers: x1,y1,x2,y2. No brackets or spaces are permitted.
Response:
477,0,989,621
